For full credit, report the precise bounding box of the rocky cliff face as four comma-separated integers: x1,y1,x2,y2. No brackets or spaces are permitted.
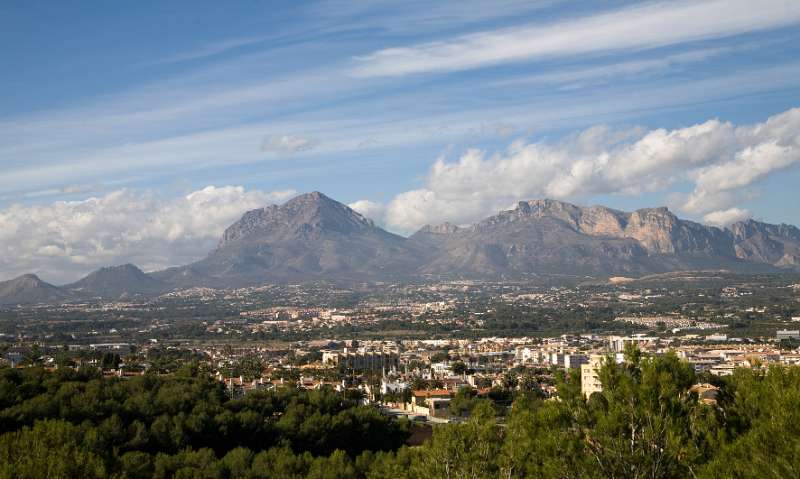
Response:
730,219,800,267
621,207,734,256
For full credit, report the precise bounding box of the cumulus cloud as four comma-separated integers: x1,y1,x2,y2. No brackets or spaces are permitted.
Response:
703,208,751,226
0,186,296,283
261,134,316,153
383,107,800,233
347,199,386,224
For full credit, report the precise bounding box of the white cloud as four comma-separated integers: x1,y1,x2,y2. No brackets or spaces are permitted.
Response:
261,134,317,153
0,186,296,283
703,208,751,226
348,199,386,224
384,107,800,233
352,0,800,77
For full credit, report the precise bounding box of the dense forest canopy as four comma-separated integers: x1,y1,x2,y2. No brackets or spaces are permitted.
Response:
1,352,799,478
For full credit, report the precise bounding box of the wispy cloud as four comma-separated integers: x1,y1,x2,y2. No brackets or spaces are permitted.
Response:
149,36,273,66
494,47,731,89
2,60,799,199
351,0,800,77
305,0,562,34
261,134,317,153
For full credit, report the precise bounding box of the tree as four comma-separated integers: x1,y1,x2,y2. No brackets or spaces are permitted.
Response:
581,348,706,478
451,361,467,376
501,371,518,390
449,386,478,417
100,352,121,369
0,420,106,479
414,400,500,479
698,366,800,478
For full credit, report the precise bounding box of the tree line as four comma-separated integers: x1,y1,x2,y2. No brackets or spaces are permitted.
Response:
1,349,799,478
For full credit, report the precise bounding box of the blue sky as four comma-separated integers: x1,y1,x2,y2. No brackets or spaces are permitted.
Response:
1,0,800,281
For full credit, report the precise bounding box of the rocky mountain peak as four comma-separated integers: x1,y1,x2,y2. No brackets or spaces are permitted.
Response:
623,207,682,254
13,274,45,288
65,263,166,299
100,263,142,274
516,198,580,216
416,222,463,235
730,219,800,240
219,192,375,248
74,263,148,283
0,273,72,305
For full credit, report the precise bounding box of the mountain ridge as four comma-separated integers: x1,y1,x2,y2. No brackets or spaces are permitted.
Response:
3,193,799,303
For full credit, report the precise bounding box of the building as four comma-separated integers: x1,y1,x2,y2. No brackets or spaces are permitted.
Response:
776,330,800,341
609,335,658,353
428,398,452,418
580,354,605,397
85,343,134,354
380,378,408,395
321,350,399,372
409,389,454,416
689,383,720,405
564,353,589,370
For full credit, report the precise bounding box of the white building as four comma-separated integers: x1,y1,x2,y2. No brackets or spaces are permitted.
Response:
777,330,800,341
580,355,605,397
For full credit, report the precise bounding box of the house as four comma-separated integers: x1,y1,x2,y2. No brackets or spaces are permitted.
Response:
409,389,454,416
689,383,720,405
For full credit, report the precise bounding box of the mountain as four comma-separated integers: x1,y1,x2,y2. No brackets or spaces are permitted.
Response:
64,264,169,299
12,193,798,301
409,222,465,247
155,192,430,287
154,193,796,287
729,219,800,268
414,199,789,278
0,274,74,305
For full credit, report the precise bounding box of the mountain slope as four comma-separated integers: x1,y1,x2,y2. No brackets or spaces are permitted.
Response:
417,201,651,277
414,199,782,278
155,192,430,287
65,264,169,299
730,219,800,268
0,274,74,305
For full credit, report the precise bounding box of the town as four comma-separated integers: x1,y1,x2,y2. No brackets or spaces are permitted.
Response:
3,272,799,422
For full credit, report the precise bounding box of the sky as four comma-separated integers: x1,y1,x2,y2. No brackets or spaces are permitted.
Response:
2,0,800,283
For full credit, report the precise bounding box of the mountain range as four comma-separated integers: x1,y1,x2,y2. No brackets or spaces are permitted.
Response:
2,191,799,304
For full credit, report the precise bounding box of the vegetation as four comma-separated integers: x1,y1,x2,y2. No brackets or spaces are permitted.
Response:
0,367,408,478
1,350,799,478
